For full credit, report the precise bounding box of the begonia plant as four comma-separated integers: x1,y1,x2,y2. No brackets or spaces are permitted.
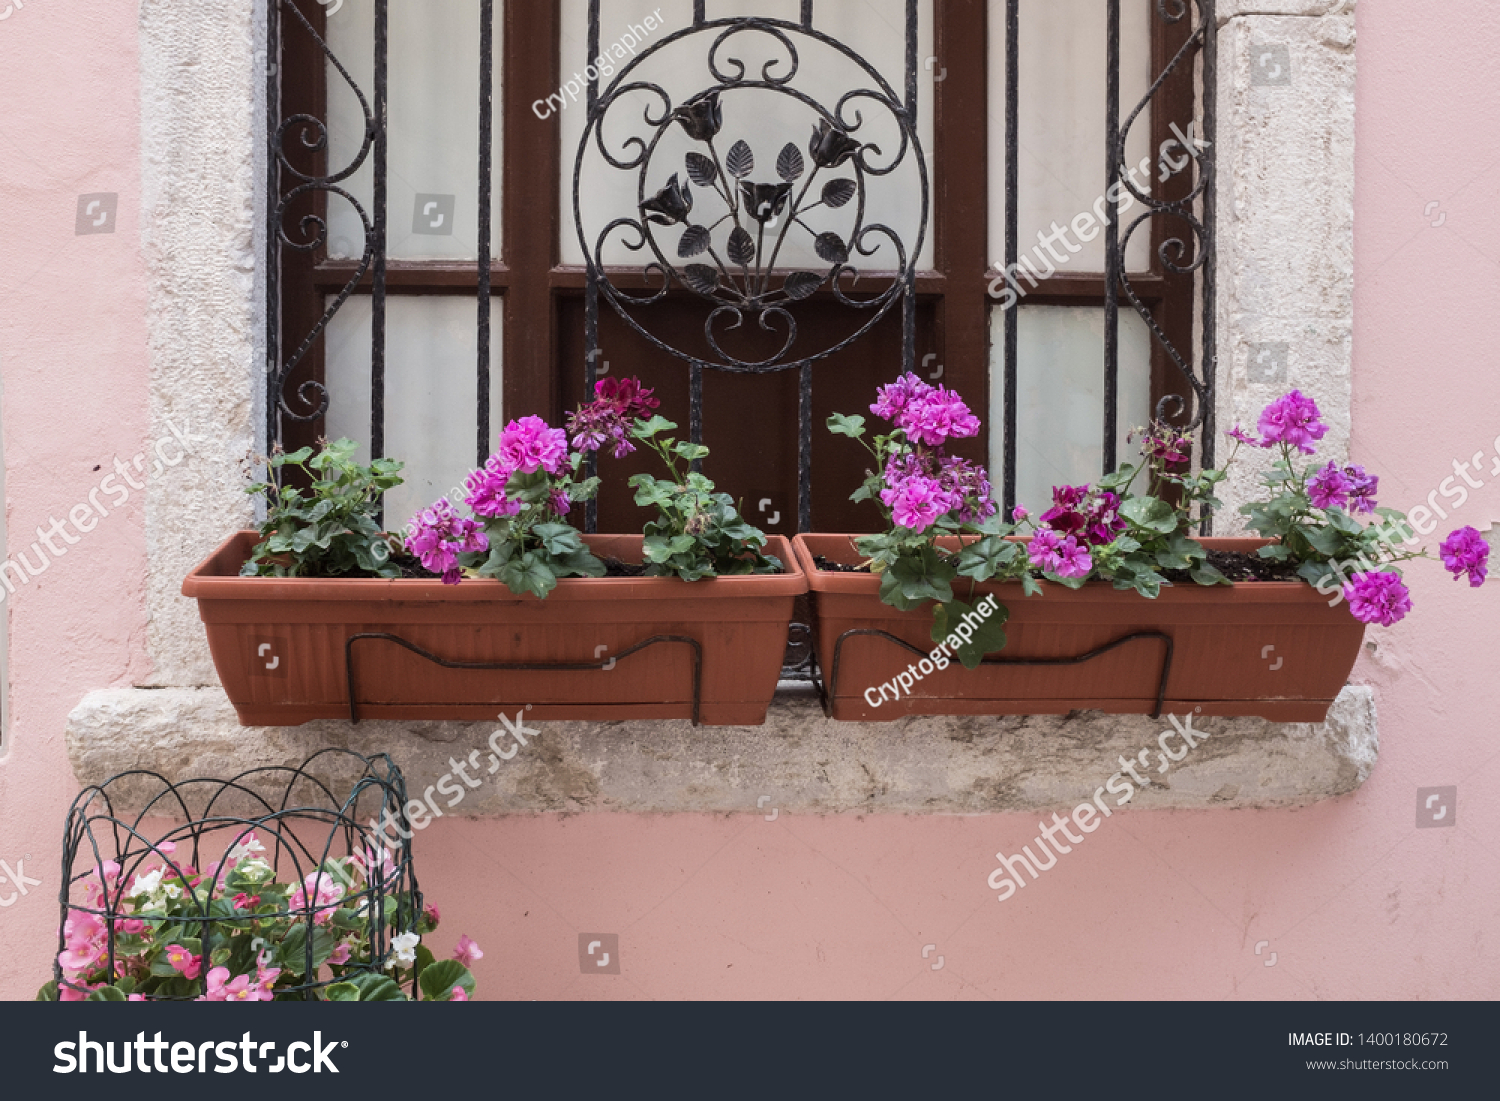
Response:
39,831,479,1003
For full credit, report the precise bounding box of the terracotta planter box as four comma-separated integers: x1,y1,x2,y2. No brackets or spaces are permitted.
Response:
792,534,1365,723
184,531,807,727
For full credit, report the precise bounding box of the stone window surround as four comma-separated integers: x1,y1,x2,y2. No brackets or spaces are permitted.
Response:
65,0,1368,815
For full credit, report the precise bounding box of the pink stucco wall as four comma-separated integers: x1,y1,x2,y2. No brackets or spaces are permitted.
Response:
1,2,1495,1000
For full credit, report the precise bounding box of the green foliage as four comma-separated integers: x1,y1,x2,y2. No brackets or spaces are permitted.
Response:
1239,440,1419,588
462,461,606,598
243,438,404,579
932,597,1011,669
626,417,782,581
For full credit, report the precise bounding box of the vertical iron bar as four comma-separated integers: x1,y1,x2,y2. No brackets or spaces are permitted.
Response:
265,0,281,463
902,0,918,376
801,0,814,30
1002,0,1018,515
1102,0,1120,475
694,0,705,27
585,0,601,534
1199,0,1218,531
905,0,918,121
689,363,704,449
477,0,494,467
798,362,813,533
371,0,389,513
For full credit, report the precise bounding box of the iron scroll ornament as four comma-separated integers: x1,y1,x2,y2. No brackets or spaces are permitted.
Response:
573,18,930,375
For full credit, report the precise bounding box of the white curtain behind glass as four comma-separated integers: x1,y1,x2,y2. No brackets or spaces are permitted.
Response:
326,0,503,261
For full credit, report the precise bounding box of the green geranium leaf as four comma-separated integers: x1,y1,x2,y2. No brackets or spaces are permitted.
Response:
500,552,558,600
1121,496,1179,534
932,598,1010,669
325,982,361,1002
533,523,585,557
1190,562,1232,587
827,413,867,439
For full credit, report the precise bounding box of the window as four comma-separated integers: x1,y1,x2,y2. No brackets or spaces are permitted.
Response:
268,0,1212,530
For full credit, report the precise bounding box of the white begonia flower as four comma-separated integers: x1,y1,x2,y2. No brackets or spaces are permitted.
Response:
130,869,163,898
163,883,182,900
239,857,273,881
228,836,266,862
391,931,420,966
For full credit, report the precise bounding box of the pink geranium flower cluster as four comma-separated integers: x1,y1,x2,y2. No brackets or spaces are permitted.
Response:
1440,526,1490,588
1308,461,1379,514
1017,483,1129,580
567,377,661,458
871,375,981,447
870,374,995,534
878,452,998,533
406,498,488,585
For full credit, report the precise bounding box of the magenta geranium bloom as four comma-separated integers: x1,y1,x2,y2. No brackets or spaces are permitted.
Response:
1440,526,1489,588
1344,570,1412,626
871,373,931,423
881,474,951,533
497,415,569,476
1257,389,1328,455
406,499,488,585
1308,461,1351,510
1227,423,1262,447
1345,465,1378,514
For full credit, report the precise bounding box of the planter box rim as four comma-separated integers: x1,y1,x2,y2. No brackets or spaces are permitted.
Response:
792,533,1331,603
184,531,808,602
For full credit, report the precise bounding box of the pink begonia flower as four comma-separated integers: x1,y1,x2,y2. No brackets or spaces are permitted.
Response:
288,870,344,924
1256,390,1328,455
128,994,146,1002
1344,571,1412,627
233,893,261,910
424,902,441,926
58,912,108,976
329,943,353,967
202,967,243,1002
497,415,569,476
1440,526,1489,588
453,935,484,969
450,986,469,1002
165,944,202,980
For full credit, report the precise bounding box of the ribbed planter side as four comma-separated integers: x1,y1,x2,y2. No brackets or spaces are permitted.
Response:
793,534,1365,723
185,532,808,727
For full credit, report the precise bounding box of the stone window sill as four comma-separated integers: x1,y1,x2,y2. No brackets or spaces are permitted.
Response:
65,685,1377,815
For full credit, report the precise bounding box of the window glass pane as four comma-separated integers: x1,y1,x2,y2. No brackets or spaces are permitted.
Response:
327,0,503,261
325,297,503,530
989,304,1152,515
560,0,934,272
988,0,1154,274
